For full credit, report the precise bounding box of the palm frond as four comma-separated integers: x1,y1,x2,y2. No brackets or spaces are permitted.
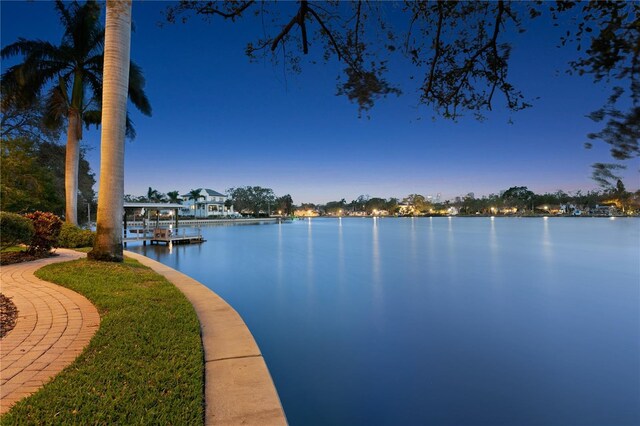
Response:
1,39,64,61
125,114,136,140
1,38,70,108
43,84,69,130
83,109,101,128
2,0,149,142
128,61,152,116
83,69,103,109
60,0,101,58
53,0,74,32
2,63,64,108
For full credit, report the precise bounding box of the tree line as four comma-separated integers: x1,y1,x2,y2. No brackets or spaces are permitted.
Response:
124,186,294,217
301,183,640,216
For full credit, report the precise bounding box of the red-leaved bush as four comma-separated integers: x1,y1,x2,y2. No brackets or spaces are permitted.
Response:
24,211,63,255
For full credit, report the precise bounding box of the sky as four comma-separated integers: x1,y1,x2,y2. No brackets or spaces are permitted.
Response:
2,1,639,204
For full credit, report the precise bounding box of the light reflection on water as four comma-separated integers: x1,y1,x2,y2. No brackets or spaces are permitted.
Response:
128,217,640,426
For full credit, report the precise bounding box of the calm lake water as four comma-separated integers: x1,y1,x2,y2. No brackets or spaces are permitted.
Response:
129,217,640,425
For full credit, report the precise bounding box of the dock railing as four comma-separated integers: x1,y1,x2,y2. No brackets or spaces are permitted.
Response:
124,226,202,241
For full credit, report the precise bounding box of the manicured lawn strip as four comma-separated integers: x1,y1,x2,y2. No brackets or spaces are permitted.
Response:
1,258,204,425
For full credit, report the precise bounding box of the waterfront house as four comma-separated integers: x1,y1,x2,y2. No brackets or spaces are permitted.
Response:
590,204,618,216
179,188,235,218
560,203,578,215
294,208,320,217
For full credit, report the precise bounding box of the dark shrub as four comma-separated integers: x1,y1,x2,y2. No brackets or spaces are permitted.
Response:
25,211,63,254
0,212,34,250
58,222,95,248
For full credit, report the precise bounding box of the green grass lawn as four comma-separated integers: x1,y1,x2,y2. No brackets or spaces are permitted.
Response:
1,257,204,425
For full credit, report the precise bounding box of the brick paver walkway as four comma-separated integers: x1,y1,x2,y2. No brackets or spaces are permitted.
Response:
0,249,100,414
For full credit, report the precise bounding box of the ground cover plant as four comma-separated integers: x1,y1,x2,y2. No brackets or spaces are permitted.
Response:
0,257,204,425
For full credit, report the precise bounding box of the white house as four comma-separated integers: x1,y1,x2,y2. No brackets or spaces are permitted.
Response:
179,188,235,218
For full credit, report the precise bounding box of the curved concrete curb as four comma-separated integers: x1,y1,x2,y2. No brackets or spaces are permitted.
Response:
124,251,287,426
0,249,100,414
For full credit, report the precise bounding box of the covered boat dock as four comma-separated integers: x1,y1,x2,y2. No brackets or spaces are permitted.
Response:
123,202,204,245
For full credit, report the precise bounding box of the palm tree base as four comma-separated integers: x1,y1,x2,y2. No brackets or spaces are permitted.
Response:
87,249,123,262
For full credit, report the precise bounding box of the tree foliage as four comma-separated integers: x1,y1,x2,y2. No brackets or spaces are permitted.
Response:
402,193,431,212
227,186,276,216
166,1,530,119
166,191,182,204
0,212,34,250
1,0,151,224
1,0,151,138
187,189,203,203
591,162,626,189
324,199,347,215
275,194,294,215
1,100,96,220
166,1,639,168
501,186,535,208
559,1,640,162
1,100,61,144
146,187,167,203
1,138,63,214
1,138,96,218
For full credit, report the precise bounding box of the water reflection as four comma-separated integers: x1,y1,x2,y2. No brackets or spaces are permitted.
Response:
410,217,417,262
371,217,382,311
276,222,283,292
489,217,500,272
446,215,457,281
306,218,314,292
542,215,552,256
336,218,347,299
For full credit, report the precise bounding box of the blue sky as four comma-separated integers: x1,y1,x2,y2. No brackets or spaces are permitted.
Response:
2,1,638,203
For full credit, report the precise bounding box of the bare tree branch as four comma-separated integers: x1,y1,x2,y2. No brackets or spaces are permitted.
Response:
423,2,443,98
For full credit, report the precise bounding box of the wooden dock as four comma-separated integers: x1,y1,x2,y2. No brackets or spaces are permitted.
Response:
149,235,205,245
123,228,205,246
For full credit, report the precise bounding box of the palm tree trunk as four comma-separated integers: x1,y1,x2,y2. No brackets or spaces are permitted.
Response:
64,109,81,225
89,0,132,262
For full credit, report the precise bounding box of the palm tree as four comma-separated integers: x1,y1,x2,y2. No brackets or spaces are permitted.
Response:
1,0,151,225
88,0,132,262
146,186,160,202
188,189,204,218
166,191,182,204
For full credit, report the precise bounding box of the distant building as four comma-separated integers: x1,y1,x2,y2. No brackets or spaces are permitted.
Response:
294,208,319,217
560,203,578,215
591,204,617,216
447,206,459,215
179,188,235,218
